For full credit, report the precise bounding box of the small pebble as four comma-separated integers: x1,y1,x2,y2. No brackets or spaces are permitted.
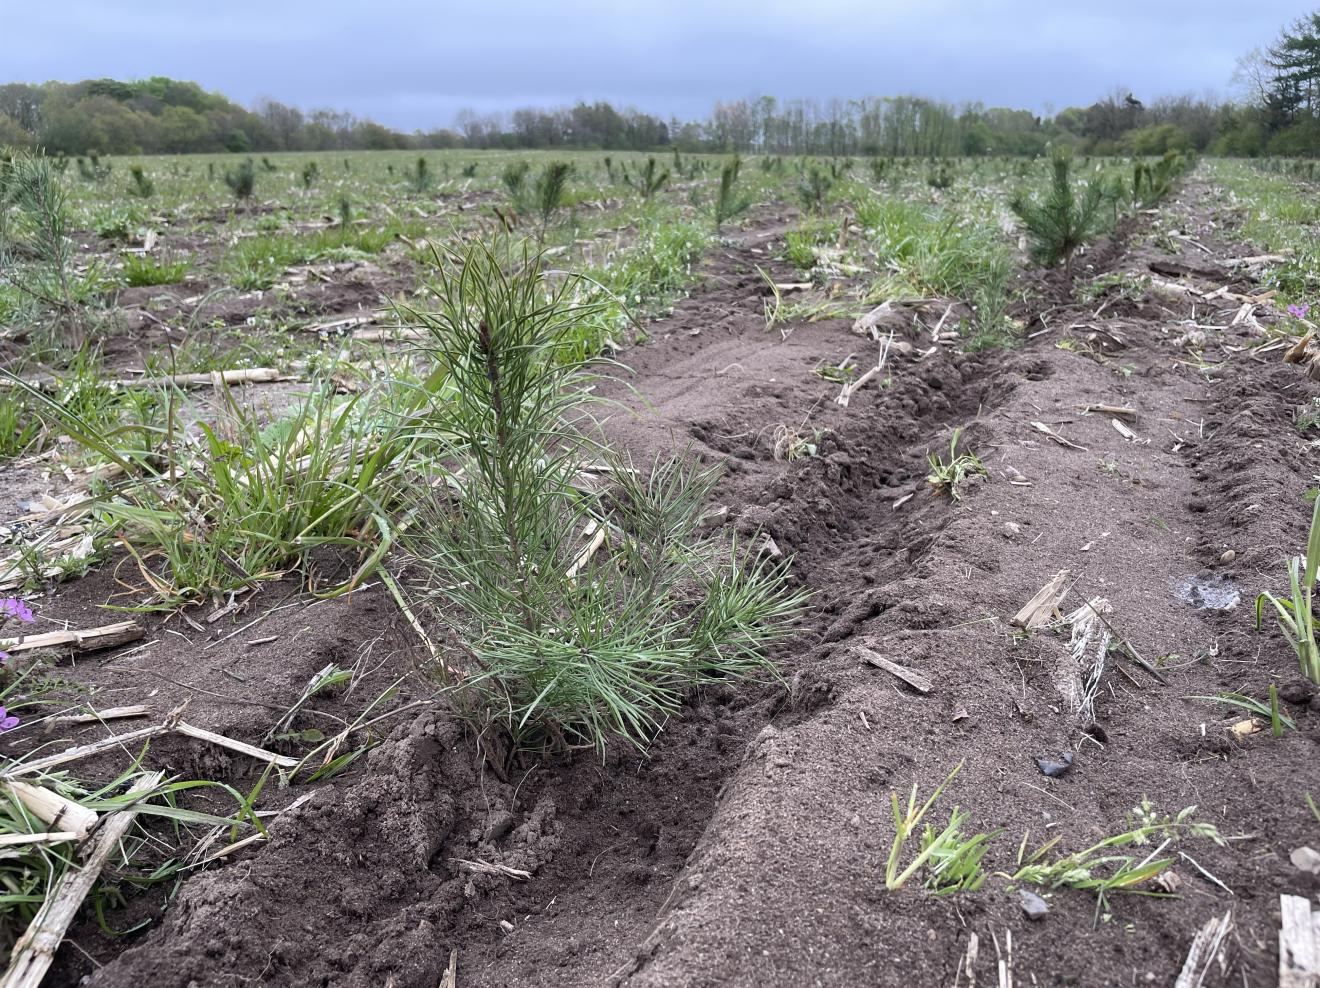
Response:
1018,889,1049,920
1291,846,1320,876
1001,522,1021,540
1036,751,1074,778
1219,549,1235,564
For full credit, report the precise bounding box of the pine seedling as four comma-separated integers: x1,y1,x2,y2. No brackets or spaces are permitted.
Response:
410,156,432,195
397,237,805,760
0,149,81,338
74,155,111,182
1009,149,1112,277
534,161,571,235
223,159,256,201
630,156,669,201
127,165,154,199
798,165,833,214
711,155,753,232
500,160,531,213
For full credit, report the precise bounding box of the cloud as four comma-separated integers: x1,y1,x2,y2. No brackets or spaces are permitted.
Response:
3,0,1305,128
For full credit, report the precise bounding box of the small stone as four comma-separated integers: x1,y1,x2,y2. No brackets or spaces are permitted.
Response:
499,920,515,934
1036,751,1074,778
1229,718,1259,738
1291,846,1320,876
1002,522,1022,540
1154,870,1181,893
1018,889,1050,920
1219,549,1236,564
698,505,729,533
849,813,861,828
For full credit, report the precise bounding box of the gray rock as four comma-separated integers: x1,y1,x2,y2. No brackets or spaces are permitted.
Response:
1291,846,1320,876
1036,751,1074,778
1019,889,1050,920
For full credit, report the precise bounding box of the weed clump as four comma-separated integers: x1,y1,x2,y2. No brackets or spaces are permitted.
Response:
926,428,986,500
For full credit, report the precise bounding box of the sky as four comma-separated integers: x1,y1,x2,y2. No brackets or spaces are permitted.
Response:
2,1,1310,128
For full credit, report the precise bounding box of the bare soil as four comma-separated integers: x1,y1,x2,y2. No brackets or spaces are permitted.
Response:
7,178,1319,986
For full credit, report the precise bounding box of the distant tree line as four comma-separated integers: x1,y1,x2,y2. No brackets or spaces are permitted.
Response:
2,12,1318,158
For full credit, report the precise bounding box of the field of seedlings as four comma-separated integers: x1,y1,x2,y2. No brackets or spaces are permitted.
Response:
2,146,1320,987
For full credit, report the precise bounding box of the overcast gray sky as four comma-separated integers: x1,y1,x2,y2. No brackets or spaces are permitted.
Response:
3,1,1308,127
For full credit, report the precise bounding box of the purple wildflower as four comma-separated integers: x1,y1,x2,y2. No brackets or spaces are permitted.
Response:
0,598,33,623
0,707,17,732
1288,302,1311,320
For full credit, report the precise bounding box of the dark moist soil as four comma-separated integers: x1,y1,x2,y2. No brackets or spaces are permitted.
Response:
6,178,1318,986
